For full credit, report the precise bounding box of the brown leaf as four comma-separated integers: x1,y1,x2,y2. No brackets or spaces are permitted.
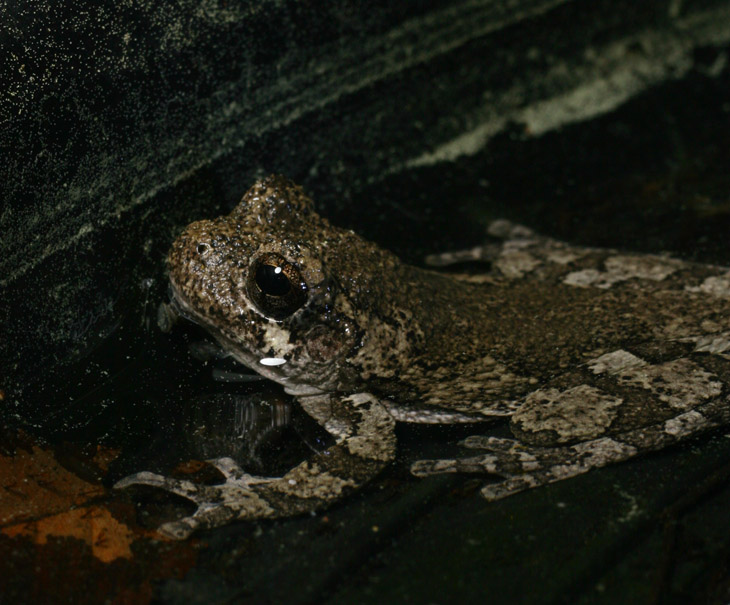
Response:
0,442,104,525
3,505,135,563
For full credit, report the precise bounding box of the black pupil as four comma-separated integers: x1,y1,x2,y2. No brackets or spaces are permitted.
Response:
255,263,291,296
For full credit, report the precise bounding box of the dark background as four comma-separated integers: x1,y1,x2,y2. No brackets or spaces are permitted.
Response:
2,1,730,602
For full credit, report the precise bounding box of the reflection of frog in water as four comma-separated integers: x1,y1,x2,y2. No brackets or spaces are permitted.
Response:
117,175,730,539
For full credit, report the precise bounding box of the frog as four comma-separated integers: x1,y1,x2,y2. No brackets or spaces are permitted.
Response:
116,174,730,539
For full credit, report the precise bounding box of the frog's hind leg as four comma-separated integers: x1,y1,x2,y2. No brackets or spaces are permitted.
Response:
425,218,605,284
412,343,730,500
412,390,730,501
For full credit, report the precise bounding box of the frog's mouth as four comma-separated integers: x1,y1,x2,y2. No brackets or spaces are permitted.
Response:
166,283,327,397
166,285,199,326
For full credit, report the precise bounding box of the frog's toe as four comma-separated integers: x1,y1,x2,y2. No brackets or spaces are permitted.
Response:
411,454,504,477
459,436,567,472
114,471,170,491
158,503,239,540
480,475,542,500
207,457,278,485
206,456,251,480
411,458,458,476
158,518,197,540
425,246,494,267
115,471,217,503
460,435,520,451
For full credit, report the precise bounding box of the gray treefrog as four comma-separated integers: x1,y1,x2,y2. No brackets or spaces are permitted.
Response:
117,175,730,538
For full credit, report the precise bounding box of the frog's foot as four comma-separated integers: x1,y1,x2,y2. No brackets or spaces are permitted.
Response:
116,394,397,538
425,218,589,282
425,245,502,267
411,435,639,500
425,220,538,267
115,457,279,539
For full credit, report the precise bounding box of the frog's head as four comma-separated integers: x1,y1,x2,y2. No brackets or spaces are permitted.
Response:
167,175,394,396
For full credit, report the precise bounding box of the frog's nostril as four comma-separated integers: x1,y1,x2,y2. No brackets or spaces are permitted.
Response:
197,243,209,255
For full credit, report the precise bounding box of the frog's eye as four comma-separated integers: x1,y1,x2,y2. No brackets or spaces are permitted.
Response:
246,253,307,320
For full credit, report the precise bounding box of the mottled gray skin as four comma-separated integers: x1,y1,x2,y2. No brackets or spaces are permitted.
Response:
117,175,730,538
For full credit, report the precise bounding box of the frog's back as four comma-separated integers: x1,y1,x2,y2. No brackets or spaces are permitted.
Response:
356,237,730,420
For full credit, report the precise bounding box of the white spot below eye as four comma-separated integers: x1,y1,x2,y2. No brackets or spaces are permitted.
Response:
260,357,287,366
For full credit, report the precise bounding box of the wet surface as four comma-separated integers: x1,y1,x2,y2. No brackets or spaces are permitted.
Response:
3,63,730,603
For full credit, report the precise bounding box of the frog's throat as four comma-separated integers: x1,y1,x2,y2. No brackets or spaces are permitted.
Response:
167,284,327,397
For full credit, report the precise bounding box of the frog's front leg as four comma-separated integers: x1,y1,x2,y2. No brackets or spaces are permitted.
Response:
115,393,395,539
